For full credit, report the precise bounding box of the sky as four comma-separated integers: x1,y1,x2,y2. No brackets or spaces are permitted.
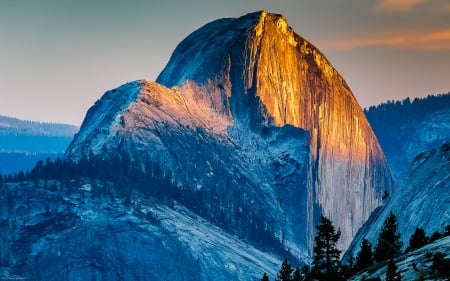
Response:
0,0,449,126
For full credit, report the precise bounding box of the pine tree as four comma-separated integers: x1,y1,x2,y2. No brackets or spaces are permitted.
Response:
444,225,450,236
429,231,443,243
407,227,428,251
300,265,311,281
293,267,302,281
261,272,270,281
276,258,294,281
341,255,354,278
430,252,450,278
311,215,342,281
374,211,403,262
355,238,373,272
386,257,401,281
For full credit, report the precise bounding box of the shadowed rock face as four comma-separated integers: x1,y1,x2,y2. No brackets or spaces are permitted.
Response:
66,11,395,259
0,180,278,281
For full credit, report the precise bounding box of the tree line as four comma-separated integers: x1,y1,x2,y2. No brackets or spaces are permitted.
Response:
364,92,450,131
264,212,450,281
0,154,289,257
2,157,449,280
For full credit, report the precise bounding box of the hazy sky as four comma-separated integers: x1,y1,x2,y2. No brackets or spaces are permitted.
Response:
1,0,449,125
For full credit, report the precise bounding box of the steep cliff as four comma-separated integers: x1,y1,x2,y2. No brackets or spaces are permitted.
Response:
156,11,395,249
66,11,395,258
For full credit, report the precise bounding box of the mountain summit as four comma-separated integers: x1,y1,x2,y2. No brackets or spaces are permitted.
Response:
66,11,395,258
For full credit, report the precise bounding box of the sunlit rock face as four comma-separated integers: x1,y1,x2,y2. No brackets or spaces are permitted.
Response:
157,11,395,250
67,11,395,258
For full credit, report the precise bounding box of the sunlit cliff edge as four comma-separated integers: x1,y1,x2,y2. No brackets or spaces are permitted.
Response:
66,11,395,257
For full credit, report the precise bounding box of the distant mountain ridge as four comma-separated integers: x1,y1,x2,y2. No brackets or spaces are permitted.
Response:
0,115,78,174
365,93,450,182
0,115,78,137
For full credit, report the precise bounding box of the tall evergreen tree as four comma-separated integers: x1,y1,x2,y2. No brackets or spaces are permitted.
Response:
311,215,342,281
407,227,428,251
386,257,401,281
300,265,311,281
276,258,294,281
355,238,373,272
429,231,443,243
341,255,354,278
431,252,450,278
445,225,450,236
261,272,270,281
374,211,403,262
293,267,302,281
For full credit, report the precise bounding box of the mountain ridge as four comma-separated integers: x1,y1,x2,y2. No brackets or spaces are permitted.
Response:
66,10,395,256
345,142,450,261
364,93,450,182
0,115,78,137
0,114,78,174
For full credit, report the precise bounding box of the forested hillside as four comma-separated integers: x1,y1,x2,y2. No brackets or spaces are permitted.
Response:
365,93,450,182
0,115,78,174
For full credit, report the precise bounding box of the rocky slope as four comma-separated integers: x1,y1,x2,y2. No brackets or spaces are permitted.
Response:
66,11,395,261
0,179,280,280
67,79,312,261
345,142,450,260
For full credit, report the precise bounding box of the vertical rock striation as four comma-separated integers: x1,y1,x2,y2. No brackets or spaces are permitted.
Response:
156,11,395,250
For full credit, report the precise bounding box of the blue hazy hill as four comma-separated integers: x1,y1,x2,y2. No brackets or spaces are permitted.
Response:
365,92,450,183
0,115,78,174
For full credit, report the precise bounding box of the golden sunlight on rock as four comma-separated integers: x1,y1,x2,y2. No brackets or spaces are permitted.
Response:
144,11,396,251
241,13,393,249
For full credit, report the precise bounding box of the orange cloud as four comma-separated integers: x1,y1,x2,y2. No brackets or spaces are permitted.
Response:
373,0,430,13
325,28,450,51
443,3,450,12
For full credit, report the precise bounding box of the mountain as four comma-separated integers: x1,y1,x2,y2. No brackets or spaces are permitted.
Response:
66,11,395,260
365,93,450,182
0,115,78,174
345,142,450,260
